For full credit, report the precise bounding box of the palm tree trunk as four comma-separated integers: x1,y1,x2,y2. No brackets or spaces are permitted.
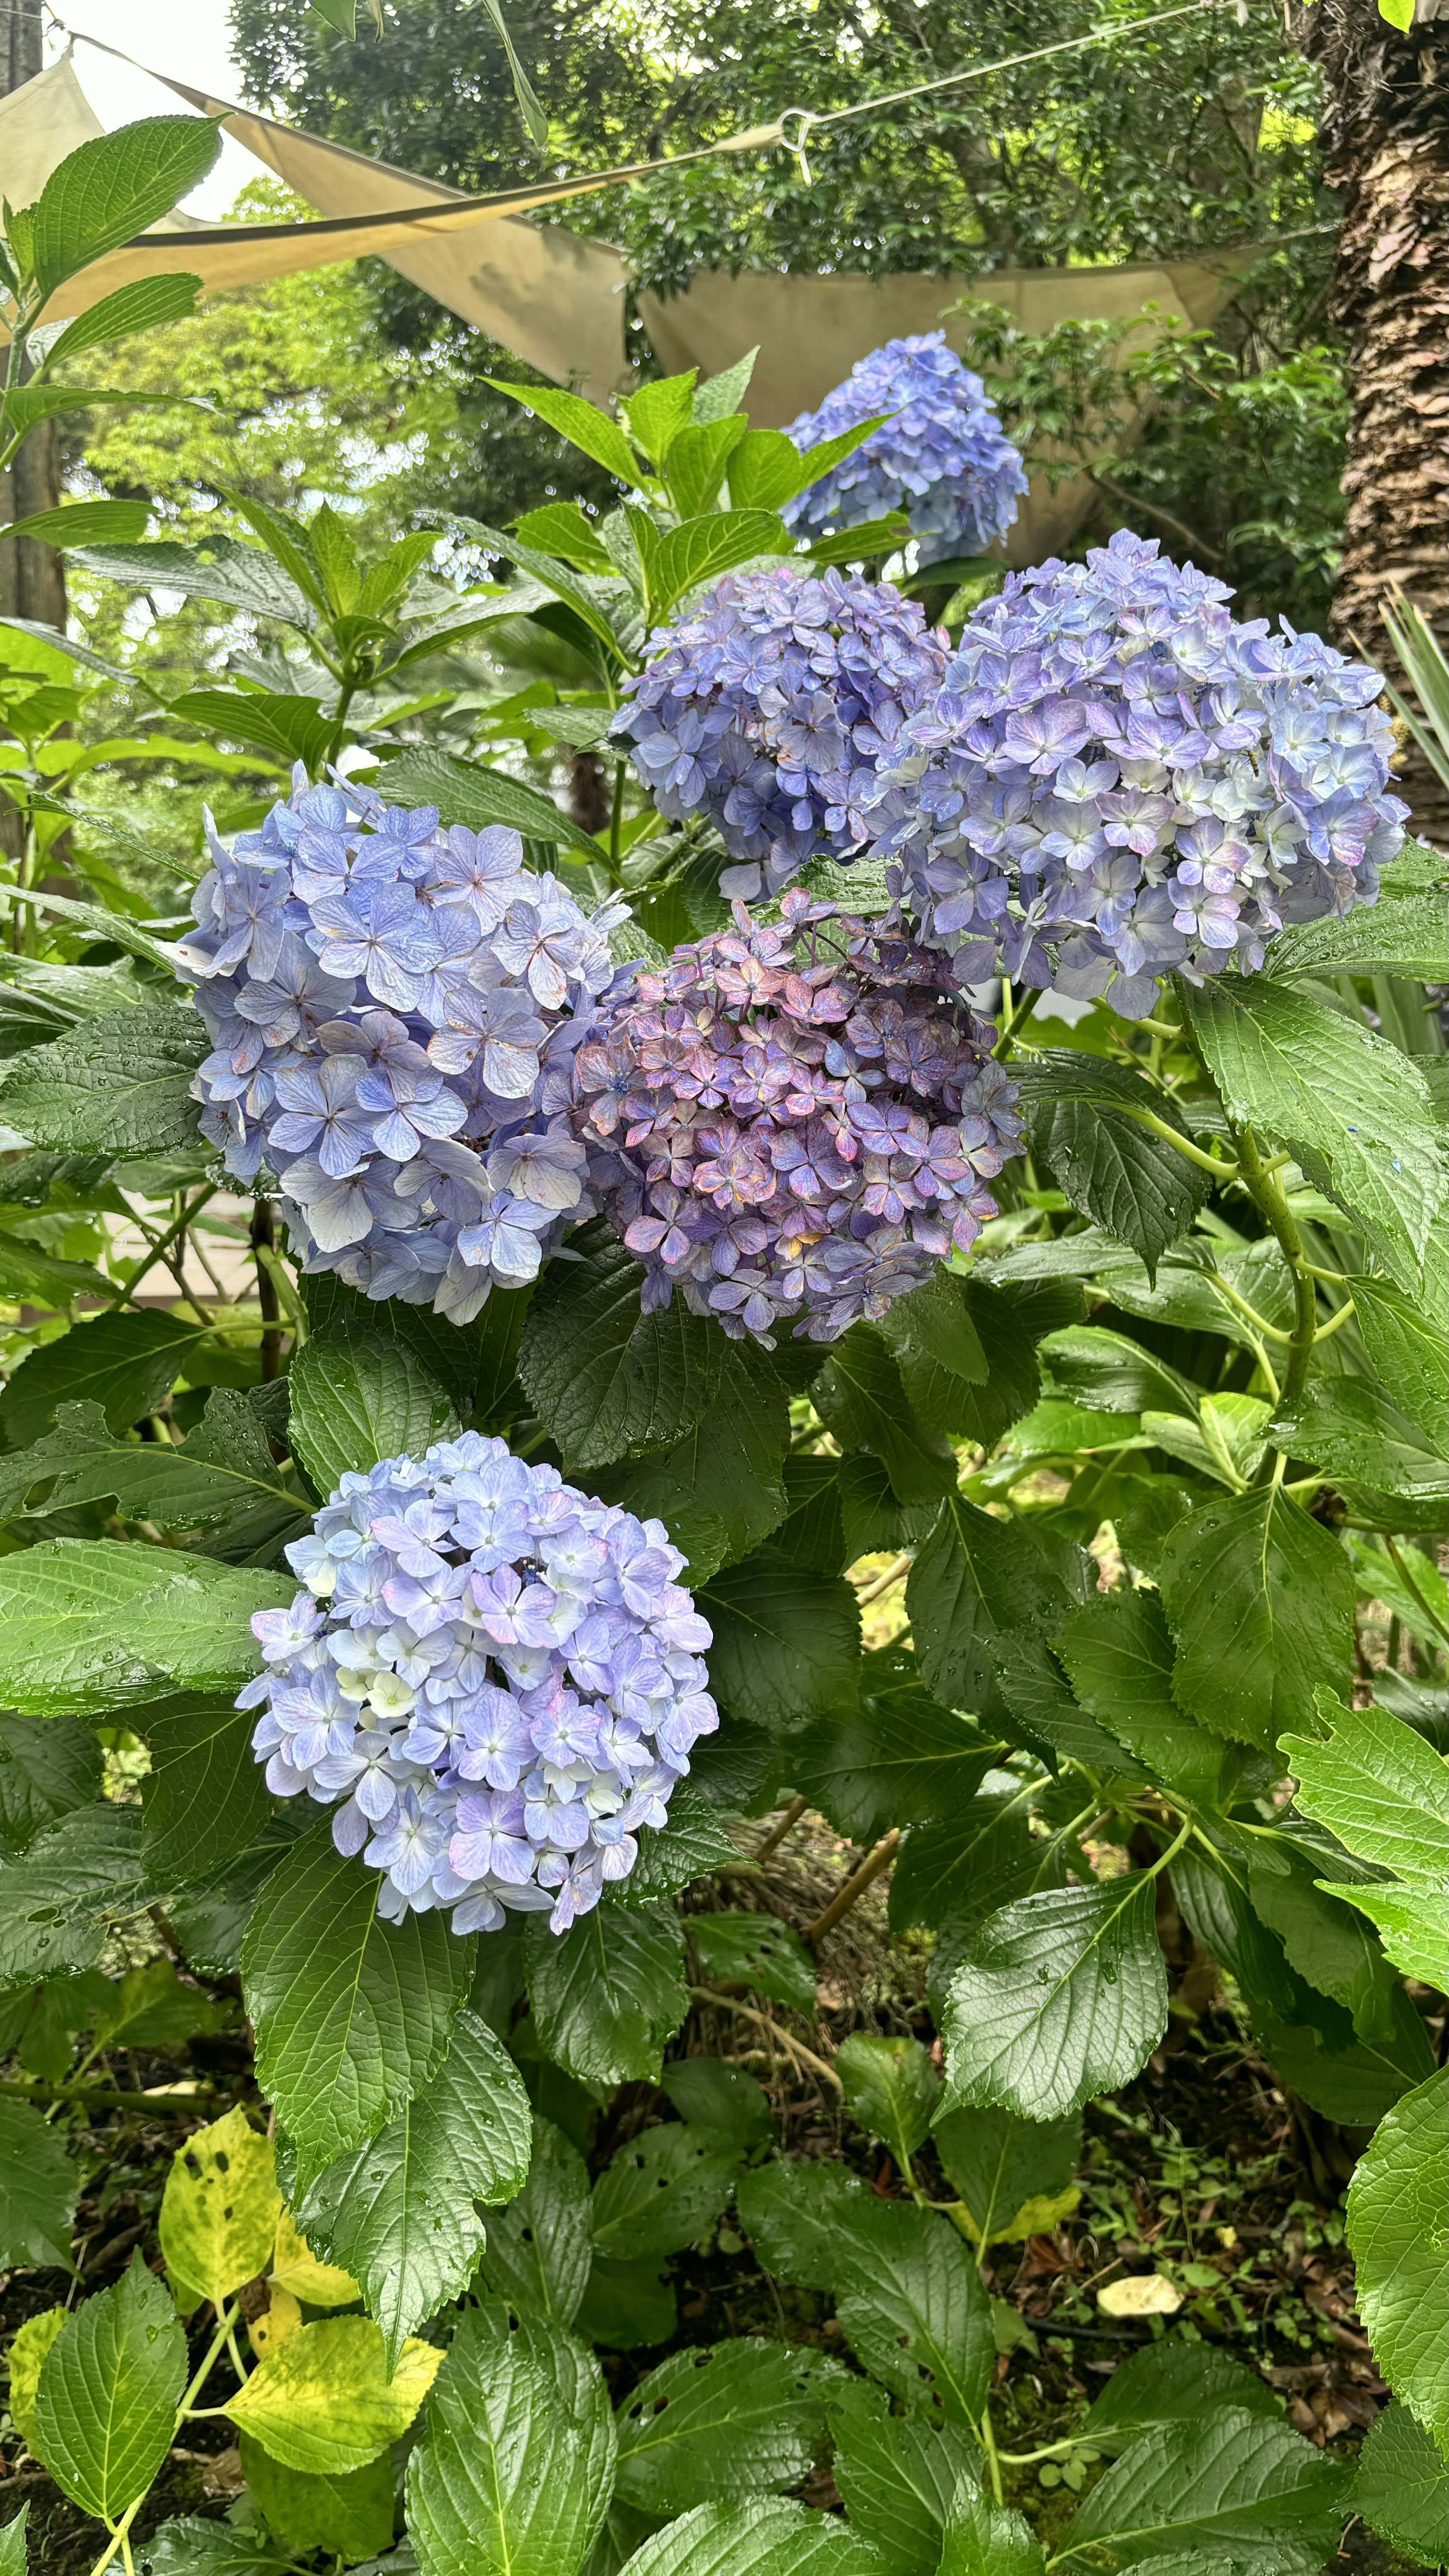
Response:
1294,0,1448,842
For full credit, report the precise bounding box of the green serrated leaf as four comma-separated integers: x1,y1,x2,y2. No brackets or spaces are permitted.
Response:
481,2112,593,2327
688,1912,817,2015
890,1776,1051,1935
33,2253,186,2522
0,1803,153,1984
1350,2401,1449,2568
647,511,793,617
698,1545,860,1734
1351,1273,1449,1444
1018,1052,1211,1278
789,1649,999,1845
518,1221,723,1471
812,1323,957,1505
1058,2403,1351,2568
932,2104,1081,2248
614,2339,838,2516
238,2438,392,2566
0,2096,78,2270
734,2156,880,2291
140,1693,273,1889
907,1494,1089,1722
373,742,602,855
404,2298,612,2576
835,2202,993,2429
0,1541,285,1719
940,1875,1168,2122
1055,1590,1242,1807
1184,977,1448,1295
836,2034,941,2170
0,1709,101,1855
591,2124,738,2262
287,1325,458,1493
524,1902,688,2086
1270,894,1449,983
0,1001,204,1154
298,2007,531,2371
595,1333,789,1582
827,2376,979,2576
0,1310,212,1451
1157,1487,1355,1749
69,535,311,629
242,1820,471,2197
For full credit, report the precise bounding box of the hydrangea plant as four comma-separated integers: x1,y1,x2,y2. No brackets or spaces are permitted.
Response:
609,561,948,902
242,1432,716,1935
572,889,1022,1343
180,775,625,1320
781,331,1029,566
866,528,1406,1016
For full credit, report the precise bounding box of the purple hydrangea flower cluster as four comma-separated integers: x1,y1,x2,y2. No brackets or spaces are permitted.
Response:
178,772,625,1321
571,889,1022,1344
240,1431,718,1935
780,332,1029,567
610,561,948,903
865,529,1405,1018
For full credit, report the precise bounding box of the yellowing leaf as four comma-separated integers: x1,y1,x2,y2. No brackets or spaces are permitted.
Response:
159,2108,280,2311
271,2205,361,2309
249,2282,303,2360
999,2186,1081,2244
7,2306,66,2453
228,2315,441,2473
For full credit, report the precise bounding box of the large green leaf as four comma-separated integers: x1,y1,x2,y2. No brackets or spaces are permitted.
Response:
287,1324,458,1493
0,2096,78,2269
300,2007,532,2369
1054,1590,1243,1807
1039,1323,1197,1420
1078,2342,1281,2455
0,1709,101,1855
29,117,221,296
1346,2067,1449,2450
590,2124,738,2262
481,2113,593,2328
812,1324,957,1505
827,2378,979,2576
241,1820,471,2197
613,2340,837,2515
0,1310,212,1451
932,2104,1081,2247
1281,1691,1447,1886
729,418,884,513
374,743,603,856
1271,1376,1447,1508
227,2316,439,2473
790,1647,999,1844
938,1875,1168,2122
834,2203,993,2428
0,1003,205,1153
32,2254,186,2523
937,2484,1046,2576
518,1222,723,1470
1351,1273,1449,1444
734,2158,880,2294
906,1494,1090,1720
138,2518,290,2574
1349,2402,1449,2568
405,2299,612,2576
688,1913,817,2015
0,1541,285,1719
1056,2405,1351,2568
889,1776,1051,1935
0,1398,297,1533
140,1693,273,1888
1184,976,1447,1295
1269,895,1449,983
1247,1842,1400,2041
617,2498,882,2574
1017,1051,1210,1277
0,1803,153,1983
524,1902,688,2085
698,1546,861,1733
165,686,328,773
484,377,640,483
647,511,793,616
238,2439,392,2566
37,273,205,370
1157,1487,1355,1749
595,1334,790,1581
69,535,311,628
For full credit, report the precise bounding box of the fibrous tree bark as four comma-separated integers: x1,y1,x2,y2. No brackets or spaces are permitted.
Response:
1295,0,1448,840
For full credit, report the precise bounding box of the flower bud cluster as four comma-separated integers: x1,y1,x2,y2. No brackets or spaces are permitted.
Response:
241,1432,718,1935
610,562,948,904
780,332,1029,566
179,773,625,1320
865,529,1404,1018
572,889,1022,1344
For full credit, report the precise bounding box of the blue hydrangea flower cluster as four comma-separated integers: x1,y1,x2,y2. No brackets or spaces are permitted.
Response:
864,530,1405,1018
178,773,625,1321
609,562,948,903
780,332,1029,566
571,889,1022,1344
240,1431,718,1935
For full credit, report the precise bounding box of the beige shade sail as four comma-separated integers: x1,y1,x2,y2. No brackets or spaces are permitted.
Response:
640,254,1260,564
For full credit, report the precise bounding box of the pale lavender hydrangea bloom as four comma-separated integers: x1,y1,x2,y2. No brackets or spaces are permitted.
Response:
240,1430,718,1935
610,562,948,902
781,333,1028,566
571,889,1022,1345
864,529,1406,1018
178,770,628,1320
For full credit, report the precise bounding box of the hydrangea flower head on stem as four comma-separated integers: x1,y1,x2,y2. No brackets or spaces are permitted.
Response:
865,528,1405,1017
610,561,949,903
242,1431,718,1934
572,890,1022,1345
780,332,1029,566
178,770,627,1319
